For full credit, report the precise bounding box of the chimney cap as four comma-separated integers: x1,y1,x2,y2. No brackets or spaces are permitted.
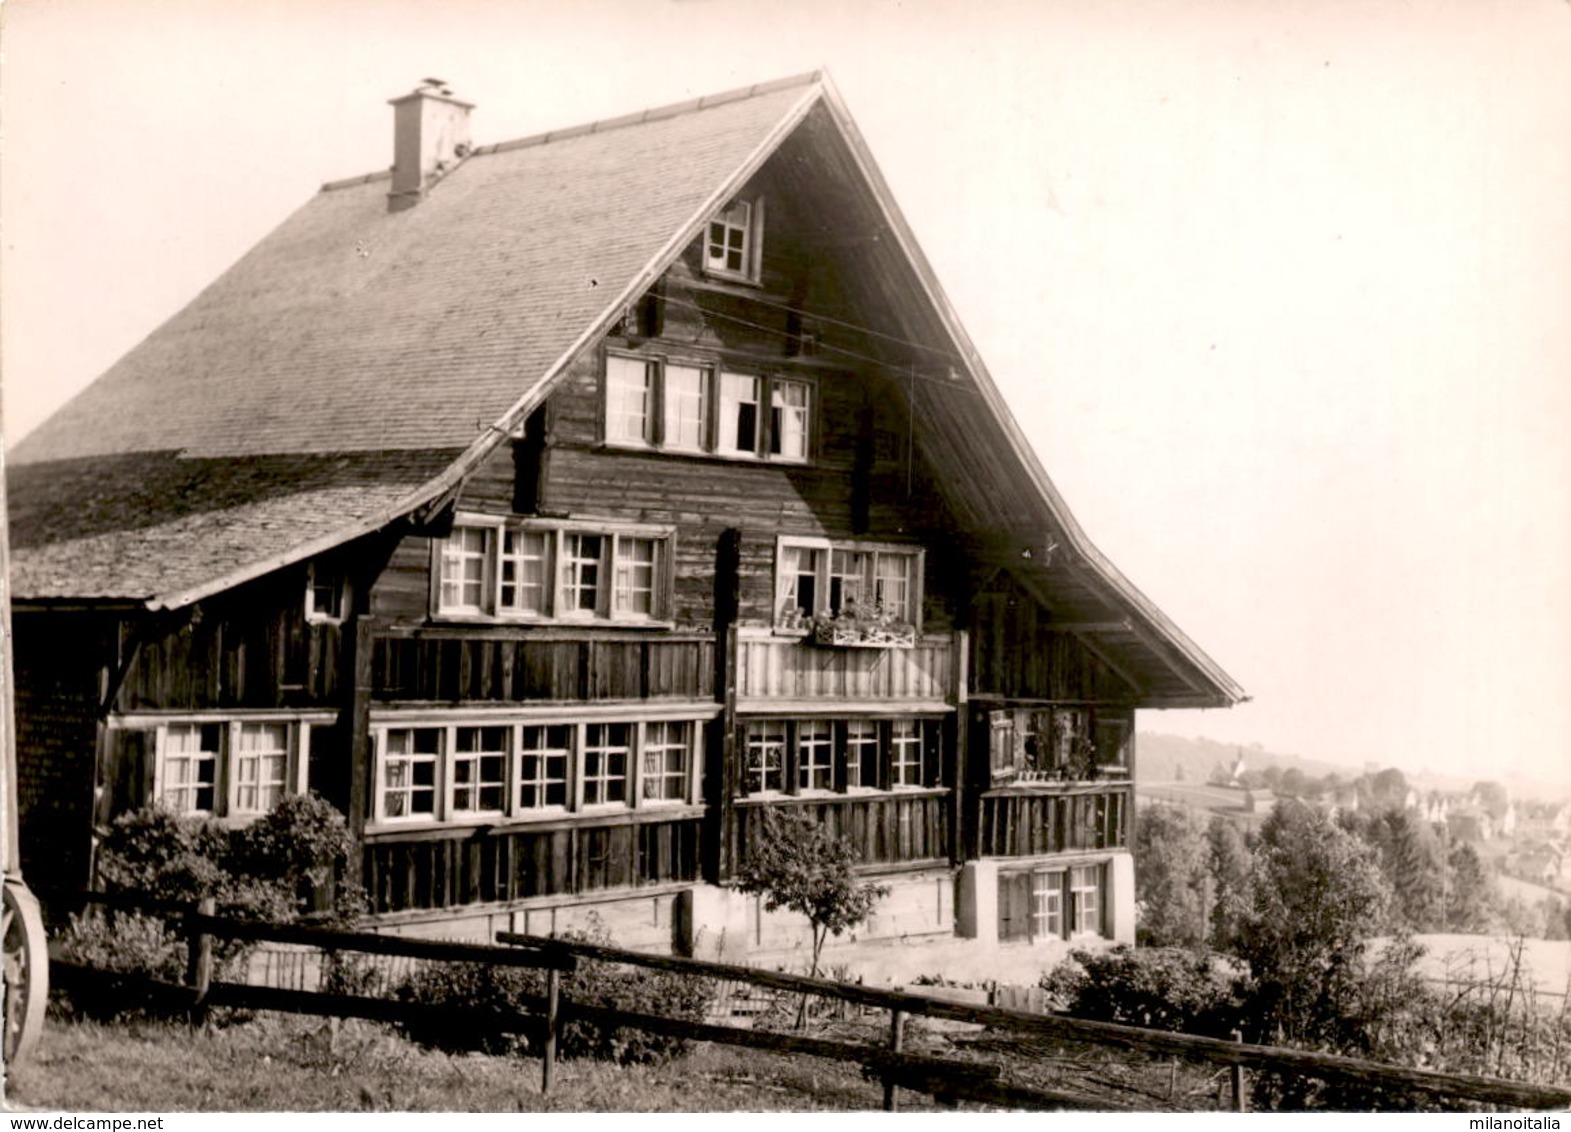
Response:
389,80,475,110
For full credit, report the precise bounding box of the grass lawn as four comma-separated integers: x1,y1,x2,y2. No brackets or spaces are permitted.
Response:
3,1013,949,1113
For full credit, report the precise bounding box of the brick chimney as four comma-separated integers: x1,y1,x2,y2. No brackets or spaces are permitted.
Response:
388,79,474,212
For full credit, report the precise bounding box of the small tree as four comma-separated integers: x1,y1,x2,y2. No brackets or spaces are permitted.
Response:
1133,805,1207,948
736,807,888,980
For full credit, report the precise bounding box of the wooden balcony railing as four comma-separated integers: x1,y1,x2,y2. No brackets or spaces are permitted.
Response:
979,783,1129,857
735,632,953,706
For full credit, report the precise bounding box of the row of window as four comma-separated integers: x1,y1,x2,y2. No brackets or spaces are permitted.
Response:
774,537,923,629
149,719,309,818
741,717,944,797
606,354,813,463
999,864,1106,942
372,717,706,825
435,520,673,622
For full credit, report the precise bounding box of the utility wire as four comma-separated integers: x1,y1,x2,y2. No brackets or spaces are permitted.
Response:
653,294,981,395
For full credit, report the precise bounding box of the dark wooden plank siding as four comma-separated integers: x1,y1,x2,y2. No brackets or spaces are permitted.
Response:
978,787,1129,857
117,568,343,712
971,584,1134,703
731,793,950,873
363,817,699,914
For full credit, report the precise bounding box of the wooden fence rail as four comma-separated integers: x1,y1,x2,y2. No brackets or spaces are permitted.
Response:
56,894,1571,1112
496,930,1571,1111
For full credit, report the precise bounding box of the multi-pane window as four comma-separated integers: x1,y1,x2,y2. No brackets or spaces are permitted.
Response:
382,728,441,820
162,723,221,813
582,723,631,806
452,726,508,814
745,722,786,795
1000,864,1106,943
774,538,923,632
642,721,690,803
740,717,941,797
519,725,570,810
614,536,656,618
844,720,880,790
605,355,653,444
233,723,290,815
705,198,759,281
440,527,489,613
499,529,550,615
796,720,834,792
1031,869,1065,939
1070,865,1102,937
663,364,710,451
605,353,810,463
890,719,926,787
562,533,604,615
770,379,811,461
151,719,304,819
374,717,702,825
436,520,672,624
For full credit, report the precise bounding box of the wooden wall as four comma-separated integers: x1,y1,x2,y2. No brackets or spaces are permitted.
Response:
363,815,700,914
971,583,1137,704
117,569,342,713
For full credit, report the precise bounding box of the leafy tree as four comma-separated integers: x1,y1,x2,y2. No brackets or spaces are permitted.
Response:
1369,809,1443,930
1368,767,1409,809
1278,767,1307,796
1471,780,1510,821
1205,815,1252,953
1133,805,1208,948
1443,842,1495,932
736,807,888,979
1238,800,1392,1050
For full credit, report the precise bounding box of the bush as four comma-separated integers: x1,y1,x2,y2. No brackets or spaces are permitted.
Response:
56,794,363,1018
396,919,712,1066
1041,946,1244,1038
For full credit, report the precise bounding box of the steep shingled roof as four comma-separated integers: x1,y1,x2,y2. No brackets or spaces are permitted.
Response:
8,71,1243,706
10,74,822,604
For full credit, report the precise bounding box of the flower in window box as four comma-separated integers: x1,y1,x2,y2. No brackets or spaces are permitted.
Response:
810,601,916,648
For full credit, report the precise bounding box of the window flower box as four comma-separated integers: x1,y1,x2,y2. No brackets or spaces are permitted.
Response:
809,609,916,649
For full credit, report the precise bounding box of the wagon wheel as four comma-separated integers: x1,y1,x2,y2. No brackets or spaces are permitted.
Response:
2,879,47,1065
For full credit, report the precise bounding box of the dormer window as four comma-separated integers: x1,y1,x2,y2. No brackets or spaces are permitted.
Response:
705,198,763,283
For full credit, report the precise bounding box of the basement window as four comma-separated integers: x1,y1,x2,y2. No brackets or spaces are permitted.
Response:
998,862,1107,943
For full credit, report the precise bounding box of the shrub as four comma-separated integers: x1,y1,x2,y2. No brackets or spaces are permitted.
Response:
1041,946,1244,1038
395,919,712,1066
57,794,363,1018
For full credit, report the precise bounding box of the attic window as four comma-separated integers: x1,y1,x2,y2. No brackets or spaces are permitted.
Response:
305,563,345,623
705,198,763,283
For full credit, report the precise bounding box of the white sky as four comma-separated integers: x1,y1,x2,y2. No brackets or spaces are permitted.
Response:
2,0,1568,795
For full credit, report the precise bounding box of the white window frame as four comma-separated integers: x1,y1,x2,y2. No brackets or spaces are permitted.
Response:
773,537,925,633
795,719,835,794
738,715,942,799
640,719,693,806
368,712,707,830
602,351,812,465
1002,862,1107,944
305,562,345,624
147,716,311,820
433,518,675,626
605,354,654,445
703,196,764,283
450,724,511,818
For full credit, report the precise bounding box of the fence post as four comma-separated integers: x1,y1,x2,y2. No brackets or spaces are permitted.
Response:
1231,1030,1247,1113
883,1008,907,1112
541,965,561,1096
185,896,216,1027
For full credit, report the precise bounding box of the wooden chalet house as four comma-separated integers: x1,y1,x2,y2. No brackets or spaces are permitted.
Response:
9,73,1243,957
